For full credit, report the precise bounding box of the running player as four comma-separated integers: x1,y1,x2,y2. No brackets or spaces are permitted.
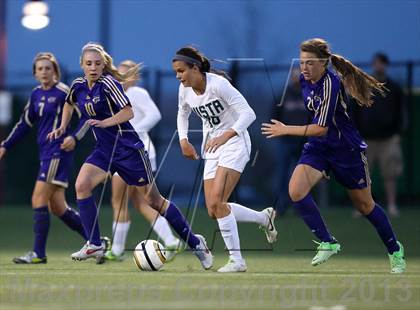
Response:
0,53,89,264
262,38,406,273
105,60,180,262
47,43,213,269
173,46,277,273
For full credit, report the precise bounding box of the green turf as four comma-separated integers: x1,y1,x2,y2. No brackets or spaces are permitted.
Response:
1,206,419,310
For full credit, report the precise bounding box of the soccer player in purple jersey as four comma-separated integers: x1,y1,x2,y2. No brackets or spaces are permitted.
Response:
0,53,89,264
47,43,213,269
262,38,406,274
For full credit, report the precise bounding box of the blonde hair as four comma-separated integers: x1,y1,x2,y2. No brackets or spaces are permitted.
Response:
32,52,61,81
300,38,386,107
119,59,143,83
80,43,140,83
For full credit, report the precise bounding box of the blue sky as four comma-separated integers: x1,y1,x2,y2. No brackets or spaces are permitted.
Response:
6,0,420,85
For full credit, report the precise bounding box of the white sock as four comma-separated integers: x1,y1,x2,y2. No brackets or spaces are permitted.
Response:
229,202,268,226
153,216,179,246
217,211,243,262
111,221,130,256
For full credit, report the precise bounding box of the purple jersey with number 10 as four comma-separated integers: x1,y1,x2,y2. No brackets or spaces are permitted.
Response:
67,74,153,186
67,75,144,153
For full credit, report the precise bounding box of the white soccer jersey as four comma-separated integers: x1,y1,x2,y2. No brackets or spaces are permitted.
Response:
177,72,256,159
126,86,161,163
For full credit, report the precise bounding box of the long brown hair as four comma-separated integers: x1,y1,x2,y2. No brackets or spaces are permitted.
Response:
80,42,140,83
300,38,386,107
32,52,61,82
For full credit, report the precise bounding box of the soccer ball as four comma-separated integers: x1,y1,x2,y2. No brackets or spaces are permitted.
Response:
133,240,167,271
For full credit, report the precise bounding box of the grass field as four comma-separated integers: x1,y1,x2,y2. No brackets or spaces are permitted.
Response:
1,206,419,310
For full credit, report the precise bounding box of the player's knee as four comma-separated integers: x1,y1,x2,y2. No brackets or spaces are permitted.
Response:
111,195,124,210
31,192,48,207
75,178,92,197
147,196,166,214
49,205,64,217
356,199,375,215
289,185,305,202
206,200,220,219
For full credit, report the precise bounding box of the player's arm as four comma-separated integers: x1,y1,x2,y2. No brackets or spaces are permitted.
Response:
132,89,162,133
206,78,256,153
261,121,327,138
87,105,134,128
177,88,198,160
88,77,133,128
61,109,90,152
262,74,338,138
47,102,75,140
0,98,38,159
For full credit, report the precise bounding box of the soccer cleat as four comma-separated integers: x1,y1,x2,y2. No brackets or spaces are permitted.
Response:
311,240,341,266
96,236,112,264
104,250,125,261
165,239,183,262
71,242,104,261
260,207,278,243
100,236,111,252
389,241,406,274
193,234,213,270
217,259,247,273
13,251,47,264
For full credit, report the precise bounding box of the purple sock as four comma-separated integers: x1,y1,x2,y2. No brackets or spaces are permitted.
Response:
77,196,101,246
365,204,399,254
164,202,200,249
293,193,334,242
33,206,50,258
59,208,88,240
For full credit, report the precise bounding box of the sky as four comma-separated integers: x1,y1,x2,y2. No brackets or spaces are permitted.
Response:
5,0,420,86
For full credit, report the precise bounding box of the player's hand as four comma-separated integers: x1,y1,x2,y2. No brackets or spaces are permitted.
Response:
261,119,288,138
0,147,6,160
86,119,108,128
47,127,65,141
60,136,76,152
180,139,199,160
205,135,229,153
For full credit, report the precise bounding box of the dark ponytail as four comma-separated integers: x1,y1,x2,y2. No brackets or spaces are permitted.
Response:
173,46,230,80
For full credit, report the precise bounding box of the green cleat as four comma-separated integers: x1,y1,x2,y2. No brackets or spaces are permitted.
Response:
389,241,406,274
311,240,341,266
13,251,47,264
104,250,125,261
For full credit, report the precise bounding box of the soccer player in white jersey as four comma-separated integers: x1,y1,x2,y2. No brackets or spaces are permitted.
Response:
173,46,277,272
105,60,180,261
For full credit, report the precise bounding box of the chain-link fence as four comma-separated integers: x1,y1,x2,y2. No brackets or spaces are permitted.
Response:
2,60,420,208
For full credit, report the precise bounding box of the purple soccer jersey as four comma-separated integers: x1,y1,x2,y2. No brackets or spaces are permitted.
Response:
1,82,74,160
67,75,152,186
300,68,367,152
298,69,371,188
67,75,144,154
